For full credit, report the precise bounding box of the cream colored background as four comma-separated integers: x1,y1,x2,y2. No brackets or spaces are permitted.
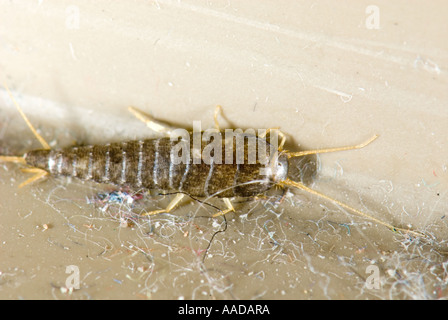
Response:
0,0,447,299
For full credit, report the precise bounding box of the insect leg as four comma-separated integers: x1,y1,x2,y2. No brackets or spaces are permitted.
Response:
128,106,175,136
141,193,185,216
214,105,224,131
259,128,287,151
212,198,235,217
287,135,378,158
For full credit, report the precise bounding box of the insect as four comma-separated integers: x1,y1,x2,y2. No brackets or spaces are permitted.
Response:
0,83,423,237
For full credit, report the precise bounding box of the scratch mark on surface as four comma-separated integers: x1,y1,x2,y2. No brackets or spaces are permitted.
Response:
313,85,353,102
156,0,441,72
69,42,77,61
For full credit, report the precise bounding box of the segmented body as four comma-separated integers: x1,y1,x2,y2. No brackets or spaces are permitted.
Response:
24,132,288,198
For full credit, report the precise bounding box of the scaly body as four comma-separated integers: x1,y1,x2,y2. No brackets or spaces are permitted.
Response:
24,133,287,198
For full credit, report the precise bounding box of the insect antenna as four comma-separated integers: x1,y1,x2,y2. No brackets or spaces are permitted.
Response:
286,135,378,158
280,178,424,237
281,135,425,238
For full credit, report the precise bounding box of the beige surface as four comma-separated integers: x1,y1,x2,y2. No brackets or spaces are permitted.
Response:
0,0,447,299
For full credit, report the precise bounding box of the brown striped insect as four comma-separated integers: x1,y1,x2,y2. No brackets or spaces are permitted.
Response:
0,84,423,237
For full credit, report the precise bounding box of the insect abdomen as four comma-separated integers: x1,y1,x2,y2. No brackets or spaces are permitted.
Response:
24,133,283,198
24,140,169,189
